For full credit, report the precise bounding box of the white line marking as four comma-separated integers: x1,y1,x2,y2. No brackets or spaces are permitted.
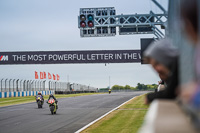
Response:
75,95,139,133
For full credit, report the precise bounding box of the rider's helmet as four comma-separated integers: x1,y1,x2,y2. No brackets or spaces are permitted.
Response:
38,92,41,95
50,94,53,97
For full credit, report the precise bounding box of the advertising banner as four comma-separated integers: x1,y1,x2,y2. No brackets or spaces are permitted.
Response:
0,50,141,65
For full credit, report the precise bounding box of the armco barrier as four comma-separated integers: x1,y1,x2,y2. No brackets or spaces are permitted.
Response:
0,90,54,98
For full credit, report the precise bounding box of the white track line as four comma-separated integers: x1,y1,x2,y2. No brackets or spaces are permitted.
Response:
75,95,138,133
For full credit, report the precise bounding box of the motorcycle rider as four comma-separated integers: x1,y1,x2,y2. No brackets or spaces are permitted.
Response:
38,92,43,97
35,92,44,103
47,94,58,109
109,89,111,94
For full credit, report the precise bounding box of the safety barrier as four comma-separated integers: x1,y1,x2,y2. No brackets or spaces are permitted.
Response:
0,78,97,98
0,90,54,98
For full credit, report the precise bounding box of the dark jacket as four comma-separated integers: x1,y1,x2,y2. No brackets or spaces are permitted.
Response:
147,58,179,102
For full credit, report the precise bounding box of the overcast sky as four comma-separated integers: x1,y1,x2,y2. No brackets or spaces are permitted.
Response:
0,0,168,88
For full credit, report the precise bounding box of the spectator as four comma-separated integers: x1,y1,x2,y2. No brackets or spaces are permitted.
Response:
181,0,198,45
179,0,200,112
143,38,179,104
157,80,165,91
178,0,200,129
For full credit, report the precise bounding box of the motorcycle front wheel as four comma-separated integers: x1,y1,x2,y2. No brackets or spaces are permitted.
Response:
37,101,41,108
50,106,54,115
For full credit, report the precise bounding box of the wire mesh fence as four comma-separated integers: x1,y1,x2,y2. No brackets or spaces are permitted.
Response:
0,78,97,93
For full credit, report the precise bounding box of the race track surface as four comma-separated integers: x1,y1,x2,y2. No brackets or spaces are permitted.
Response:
0,92,146,133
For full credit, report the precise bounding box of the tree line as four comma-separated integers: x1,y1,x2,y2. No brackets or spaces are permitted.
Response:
110,83,158,91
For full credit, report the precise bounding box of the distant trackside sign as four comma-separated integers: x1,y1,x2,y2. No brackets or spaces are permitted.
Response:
0,50,141,65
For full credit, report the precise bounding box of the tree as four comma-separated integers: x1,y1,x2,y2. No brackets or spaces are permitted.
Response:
124,85,131,90
112,85,124,90
136,83,143,90
111,83,157,91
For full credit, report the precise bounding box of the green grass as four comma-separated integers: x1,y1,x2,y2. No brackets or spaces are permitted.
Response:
82,94,149,133
0,93,100,107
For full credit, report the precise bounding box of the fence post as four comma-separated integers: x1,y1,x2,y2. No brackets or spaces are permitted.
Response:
43,80,46,91
13,79,15,92
23,80,26,91
30,80,32,91
40,81,42,91
9,79,12,92
16,79,19,91
49,81,51,90
34,81,36,91
1,79,3,92
31,80,34,91
36,81,39,91
20,80,23,91
55,82,57,91
27,80,29,91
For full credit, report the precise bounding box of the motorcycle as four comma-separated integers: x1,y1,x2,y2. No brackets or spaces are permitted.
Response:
109,90,111,94
47,98,57,115
36,95,44,108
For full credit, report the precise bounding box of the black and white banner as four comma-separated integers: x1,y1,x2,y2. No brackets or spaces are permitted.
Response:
0,50,141,65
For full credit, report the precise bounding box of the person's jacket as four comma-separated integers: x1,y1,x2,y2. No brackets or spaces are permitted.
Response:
48,95,57,103
147,58,179,102
36,94,44,101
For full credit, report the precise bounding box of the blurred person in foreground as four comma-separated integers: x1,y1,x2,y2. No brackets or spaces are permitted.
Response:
180,0,200,120
143,38,179,104
178,0,200,129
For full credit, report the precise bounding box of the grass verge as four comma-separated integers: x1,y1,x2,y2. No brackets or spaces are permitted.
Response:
0,93,100,107
82,94,148,133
